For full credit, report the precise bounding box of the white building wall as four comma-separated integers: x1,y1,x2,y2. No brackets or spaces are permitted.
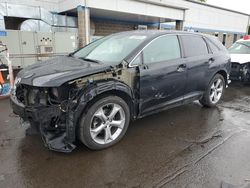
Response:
142,0,249,33
58,0,184,21
58,0,82,12
182,1,249,34
0,0,59,12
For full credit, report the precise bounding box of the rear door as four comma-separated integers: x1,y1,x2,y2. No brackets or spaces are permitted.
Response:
179,35,211,99
136,35,187,115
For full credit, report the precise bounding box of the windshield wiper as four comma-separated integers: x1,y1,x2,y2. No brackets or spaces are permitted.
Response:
81,58,101,64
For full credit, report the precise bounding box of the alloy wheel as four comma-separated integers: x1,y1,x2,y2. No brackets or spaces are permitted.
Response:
209,78,223,104
90,103,126,144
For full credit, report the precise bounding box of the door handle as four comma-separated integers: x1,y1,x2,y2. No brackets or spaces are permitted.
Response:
177,64,187,72
208,58,215,64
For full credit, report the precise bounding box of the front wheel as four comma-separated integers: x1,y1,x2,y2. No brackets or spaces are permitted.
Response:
200,74,225,107
79,96,130,150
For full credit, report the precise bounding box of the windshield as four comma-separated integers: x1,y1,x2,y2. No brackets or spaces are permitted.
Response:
228,41,250,54
73,34,148,64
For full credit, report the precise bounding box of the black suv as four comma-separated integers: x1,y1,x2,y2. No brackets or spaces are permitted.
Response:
10,31,231,152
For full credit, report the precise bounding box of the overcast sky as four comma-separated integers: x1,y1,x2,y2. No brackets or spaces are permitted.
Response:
207,0,250,14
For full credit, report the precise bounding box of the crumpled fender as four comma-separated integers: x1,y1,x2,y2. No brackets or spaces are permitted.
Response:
72,79,136,131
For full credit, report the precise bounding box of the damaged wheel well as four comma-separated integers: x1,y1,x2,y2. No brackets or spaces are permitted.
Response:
75,90,136,135
86,90,134,116
87,90,133,111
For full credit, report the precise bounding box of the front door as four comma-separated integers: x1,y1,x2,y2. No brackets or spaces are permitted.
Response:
138,35,187,115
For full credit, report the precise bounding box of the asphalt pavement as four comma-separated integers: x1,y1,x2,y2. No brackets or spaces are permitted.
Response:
1,83,250,188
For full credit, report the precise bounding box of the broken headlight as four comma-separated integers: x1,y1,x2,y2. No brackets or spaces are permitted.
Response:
49,86,69,102
12,76,21,93
51,88,59,98
27,88,47,105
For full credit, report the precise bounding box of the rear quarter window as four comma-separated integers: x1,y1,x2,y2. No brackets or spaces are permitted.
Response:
205,38,220,53
180,35,208,57
208,36,228,53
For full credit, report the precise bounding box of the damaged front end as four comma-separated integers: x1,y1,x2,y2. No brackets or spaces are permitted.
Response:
10,61,136,153
230,62,250,82
10,83,80,152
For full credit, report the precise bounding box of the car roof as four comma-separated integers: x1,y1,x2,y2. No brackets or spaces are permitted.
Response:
112,30,215,40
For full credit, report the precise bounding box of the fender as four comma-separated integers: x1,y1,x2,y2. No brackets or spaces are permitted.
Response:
205,61,230,89
207,67,229,86
72,79,136,132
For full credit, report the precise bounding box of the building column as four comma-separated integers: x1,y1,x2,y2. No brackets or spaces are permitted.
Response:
77,6,90,48
175,20,184,31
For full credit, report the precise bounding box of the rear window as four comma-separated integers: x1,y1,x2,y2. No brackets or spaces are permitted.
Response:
181,35,208,57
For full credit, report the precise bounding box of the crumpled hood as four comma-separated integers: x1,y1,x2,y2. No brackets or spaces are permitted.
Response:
230,54,250,64
17,56,112,87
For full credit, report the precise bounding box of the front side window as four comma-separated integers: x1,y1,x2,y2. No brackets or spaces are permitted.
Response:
181,35,208,57
143,35,181,64
228,41,250,54
73,34,148,64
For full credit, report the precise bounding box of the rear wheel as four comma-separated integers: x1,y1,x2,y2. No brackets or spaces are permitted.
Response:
79,96,130,150
200,74,225,107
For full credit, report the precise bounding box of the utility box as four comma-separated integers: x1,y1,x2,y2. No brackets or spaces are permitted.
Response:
20,31,36,66
54,32,77,54
36,32,53,62
0,30,78,67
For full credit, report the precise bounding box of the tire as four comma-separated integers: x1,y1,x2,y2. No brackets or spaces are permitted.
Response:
199,74,225,107
79,95,130,150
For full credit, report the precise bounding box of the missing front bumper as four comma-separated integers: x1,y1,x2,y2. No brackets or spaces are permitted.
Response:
10,94,76,153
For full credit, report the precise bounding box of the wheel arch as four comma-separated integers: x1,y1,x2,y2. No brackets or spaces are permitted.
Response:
74,80,137,132
216,70,228,84
82,89,135,118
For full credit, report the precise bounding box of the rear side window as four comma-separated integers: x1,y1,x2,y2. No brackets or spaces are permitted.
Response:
205,38,220,53
181,35,208,57
209,37,228,52
143,35,181,64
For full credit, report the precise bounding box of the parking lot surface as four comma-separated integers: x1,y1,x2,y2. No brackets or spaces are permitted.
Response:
1,83,250,188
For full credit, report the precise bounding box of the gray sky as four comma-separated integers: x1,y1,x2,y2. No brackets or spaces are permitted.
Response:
207,0,250,14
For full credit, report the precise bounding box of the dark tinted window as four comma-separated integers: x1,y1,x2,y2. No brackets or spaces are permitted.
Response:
181,35,208,57
143,35,181,64
205,38,220,53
